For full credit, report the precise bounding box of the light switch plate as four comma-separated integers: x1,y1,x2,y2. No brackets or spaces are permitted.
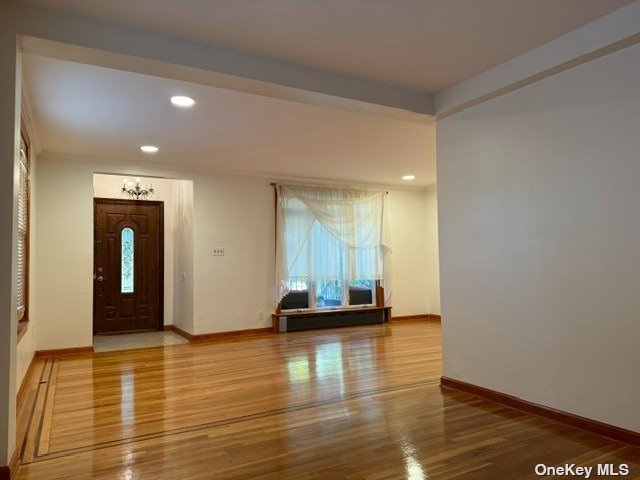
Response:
212,248,225,256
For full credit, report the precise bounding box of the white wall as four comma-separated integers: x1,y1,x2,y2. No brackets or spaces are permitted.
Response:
424,188,440,315
437,42,640,431
35,155,94,349
93,174,178,326
191,174,274,333
387,189,430,317
0,29,19,467
15,326,34,391
172,180,195,333
187,179,438,333
34,153,440,347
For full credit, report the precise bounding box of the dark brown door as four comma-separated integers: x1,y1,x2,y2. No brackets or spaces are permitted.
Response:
94,198,163,334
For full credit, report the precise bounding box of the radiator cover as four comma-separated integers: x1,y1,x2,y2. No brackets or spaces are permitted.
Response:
280,309,385,332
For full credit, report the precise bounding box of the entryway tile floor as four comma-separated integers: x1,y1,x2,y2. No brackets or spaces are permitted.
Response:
93,331,189,353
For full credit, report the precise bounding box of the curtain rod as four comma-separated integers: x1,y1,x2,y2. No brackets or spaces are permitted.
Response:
270,182,388,194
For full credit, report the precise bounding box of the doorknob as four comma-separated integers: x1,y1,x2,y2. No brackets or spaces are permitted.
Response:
97,276,104,282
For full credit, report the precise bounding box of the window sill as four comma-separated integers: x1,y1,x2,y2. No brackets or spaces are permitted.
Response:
280,304,378,314
274,305,391,318
17,320,29,344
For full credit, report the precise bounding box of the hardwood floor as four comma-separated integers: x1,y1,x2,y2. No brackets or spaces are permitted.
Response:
15,322,640,479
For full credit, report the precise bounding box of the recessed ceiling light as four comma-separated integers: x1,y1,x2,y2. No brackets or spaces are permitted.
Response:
170,95,195,107
402,175,416,181
140,145,159,153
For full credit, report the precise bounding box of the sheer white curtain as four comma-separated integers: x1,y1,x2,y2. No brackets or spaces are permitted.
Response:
275,184,393,304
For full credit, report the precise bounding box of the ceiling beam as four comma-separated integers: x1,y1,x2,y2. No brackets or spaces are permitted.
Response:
2,1,433,121
435,0,640,119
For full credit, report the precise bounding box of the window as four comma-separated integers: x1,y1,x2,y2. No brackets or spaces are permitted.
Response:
276,185,390,311
349,279,375,306
17,128,30,325
280,274,376,312
316,279,343,308
280,279,309,310
121,228,134,293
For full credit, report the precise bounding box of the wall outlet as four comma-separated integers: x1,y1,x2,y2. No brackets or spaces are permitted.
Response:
212,248,225,256
257,310,264,320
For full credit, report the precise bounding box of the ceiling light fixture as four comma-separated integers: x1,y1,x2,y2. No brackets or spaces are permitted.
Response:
140,145,159,153
122,177,154,200
170,95,195,107
402,175,416,181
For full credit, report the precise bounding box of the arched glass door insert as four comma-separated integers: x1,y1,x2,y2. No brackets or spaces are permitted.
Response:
121,227,134,293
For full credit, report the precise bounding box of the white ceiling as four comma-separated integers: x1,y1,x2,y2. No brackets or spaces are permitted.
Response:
19,1,631,187
16,0,632,93
23,54,436,186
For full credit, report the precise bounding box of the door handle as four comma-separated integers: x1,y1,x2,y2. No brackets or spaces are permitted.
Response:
94,267,104,281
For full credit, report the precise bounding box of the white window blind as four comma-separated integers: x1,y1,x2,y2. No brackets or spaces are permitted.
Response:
17,135,29,321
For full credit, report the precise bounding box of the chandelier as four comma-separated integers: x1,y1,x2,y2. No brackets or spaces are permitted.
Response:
122,177,154,199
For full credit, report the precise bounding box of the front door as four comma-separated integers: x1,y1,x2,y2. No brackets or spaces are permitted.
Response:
94,198,163,334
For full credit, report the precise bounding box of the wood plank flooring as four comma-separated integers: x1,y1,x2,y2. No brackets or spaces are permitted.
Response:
15,322,640,479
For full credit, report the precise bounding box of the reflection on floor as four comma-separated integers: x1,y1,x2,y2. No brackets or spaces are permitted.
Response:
93,330,188,352
16,322,640,480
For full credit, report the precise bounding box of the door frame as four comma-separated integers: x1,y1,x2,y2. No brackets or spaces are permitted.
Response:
93,197,165,334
